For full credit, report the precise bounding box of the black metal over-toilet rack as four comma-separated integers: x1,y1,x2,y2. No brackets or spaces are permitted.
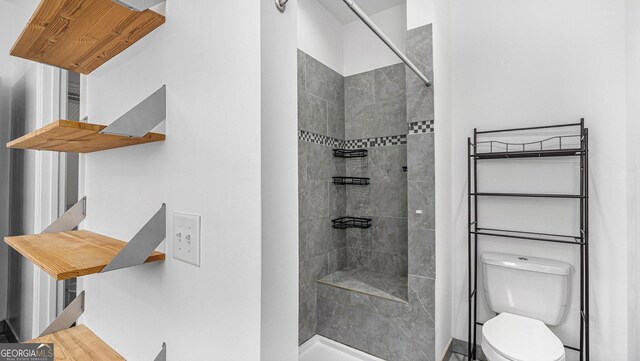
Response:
467,120,589,360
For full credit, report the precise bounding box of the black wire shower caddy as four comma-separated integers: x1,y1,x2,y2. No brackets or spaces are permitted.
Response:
333,176,370,186
467,120,589,360
333,149,368,158
332,217,372,229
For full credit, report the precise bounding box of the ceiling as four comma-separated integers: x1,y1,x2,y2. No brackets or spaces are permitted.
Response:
315,0,406,24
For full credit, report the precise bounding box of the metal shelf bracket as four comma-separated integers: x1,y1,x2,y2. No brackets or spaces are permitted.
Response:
42,197,87,234
40,291,85,337
112,0,165,11
154,342,167,361
100,85,166,138
101,204,167,273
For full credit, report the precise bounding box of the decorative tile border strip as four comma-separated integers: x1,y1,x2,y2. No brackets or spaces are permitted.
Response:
299,123,433,149
408,120,434,134
344,135,407,149
298,130,343,148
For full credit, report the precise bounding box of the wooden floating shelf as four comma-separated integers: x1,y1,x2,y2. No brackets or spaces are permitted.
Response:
27,325,125,361
4,230,165,280
7,120,165,153
11,0,165,74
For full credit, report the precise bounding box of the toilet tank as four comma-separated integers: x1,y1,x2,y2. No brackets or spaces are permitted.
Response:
482,253,572,326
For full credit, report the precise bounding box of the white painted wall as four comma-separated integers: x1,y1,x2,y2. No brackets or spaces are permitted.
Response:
430,0,452,358
0,0,14,324
80,1,263,360
627,0,640,359
447,1,628,360
260,0,298,359
343,4,406,76
2,0,54,341
5,55,38,341
297,0,407,76
297,0,345,75
407,0,434,30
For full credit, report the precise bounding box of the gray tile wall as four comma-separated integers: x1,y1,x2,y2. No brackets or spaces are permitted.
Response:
344,64,409,277
299,22,436,359
316,275,435,360
345,63,407,140
406,25,436,283
298,50,347,344
406,25,434,124
312,24,436,361
299,50,345,139
345,146,408,276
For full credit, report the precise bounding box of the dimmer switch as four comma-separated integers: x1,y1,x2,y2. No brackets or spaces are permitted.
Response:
173,212,201,266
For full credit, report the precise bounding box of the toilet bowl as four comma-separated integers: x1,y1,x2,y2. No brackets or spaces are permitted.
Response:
481,312,566,361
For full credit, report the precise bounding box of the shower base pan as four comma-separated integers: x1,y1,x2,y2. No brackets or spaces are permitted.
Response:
317,268,408,303
299,335,385,361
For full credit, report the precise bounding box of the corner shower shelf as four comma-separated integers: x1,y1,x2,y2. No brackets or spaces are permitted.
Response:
7,86,166,153
318,268,408,303
4,198,166,280
333,177,370,186
333,149,368,158
6,120,165,153
10,0,165,74
332,217,372,229
28,325,125,360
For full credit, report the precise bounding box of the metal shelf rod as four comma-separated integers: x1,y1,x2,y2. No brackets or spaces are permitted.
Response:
473,128,479,360
471,192,584,199
477,227,579,239
476,122,582,135
472,231,583,245
467,137,474,359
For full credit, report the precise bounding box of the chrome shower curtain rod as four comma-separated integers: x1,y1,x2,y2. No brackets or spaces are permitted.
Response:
274,0,431,86
342,0,432,87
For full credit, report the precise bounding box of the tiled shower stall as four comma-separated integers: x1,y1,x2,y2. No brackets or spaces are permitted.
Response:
298,24,435,360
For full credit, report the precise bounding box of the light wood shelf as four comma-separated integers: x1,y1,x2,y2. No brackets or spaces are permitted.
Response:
7,120,165,153
4,230,165,280
11,0,165,74
27,325,125,361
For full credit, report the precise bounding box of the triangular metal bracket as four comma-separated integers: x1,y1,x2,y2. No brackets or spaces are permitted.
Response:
40,291,85,337
154,342,166,361
111,0,165,11
101,204,166,273
100,85,166,138
42,197,86,234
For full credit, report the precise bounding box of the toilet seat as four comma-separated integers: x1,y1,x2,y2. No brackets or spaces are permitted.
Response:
482,313,565,361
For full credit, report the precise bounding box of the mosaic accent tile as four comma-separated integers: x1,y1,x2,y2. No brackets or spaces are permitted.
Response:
408,120,434,134
299,130,410,150
298,130,343,148
344,135,407,149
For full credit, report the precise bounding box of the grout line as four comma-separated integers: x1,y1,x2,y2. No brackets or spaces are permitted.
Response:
408,273,436,281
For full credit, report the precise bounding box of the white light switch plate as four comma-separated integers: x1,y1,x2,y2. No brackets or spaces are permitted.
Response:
173,212,201,266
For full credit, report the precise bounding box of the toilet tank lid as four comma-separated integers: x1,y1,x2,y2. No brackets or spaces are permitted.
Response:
482,253,571,276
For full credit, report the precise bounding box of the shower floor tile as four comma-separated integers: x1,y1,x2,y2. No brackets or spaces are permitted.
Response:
317,268,408,302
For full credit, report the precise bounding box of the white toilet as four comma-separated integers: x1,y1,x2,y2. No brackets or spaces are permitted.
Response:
481,253,571,361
